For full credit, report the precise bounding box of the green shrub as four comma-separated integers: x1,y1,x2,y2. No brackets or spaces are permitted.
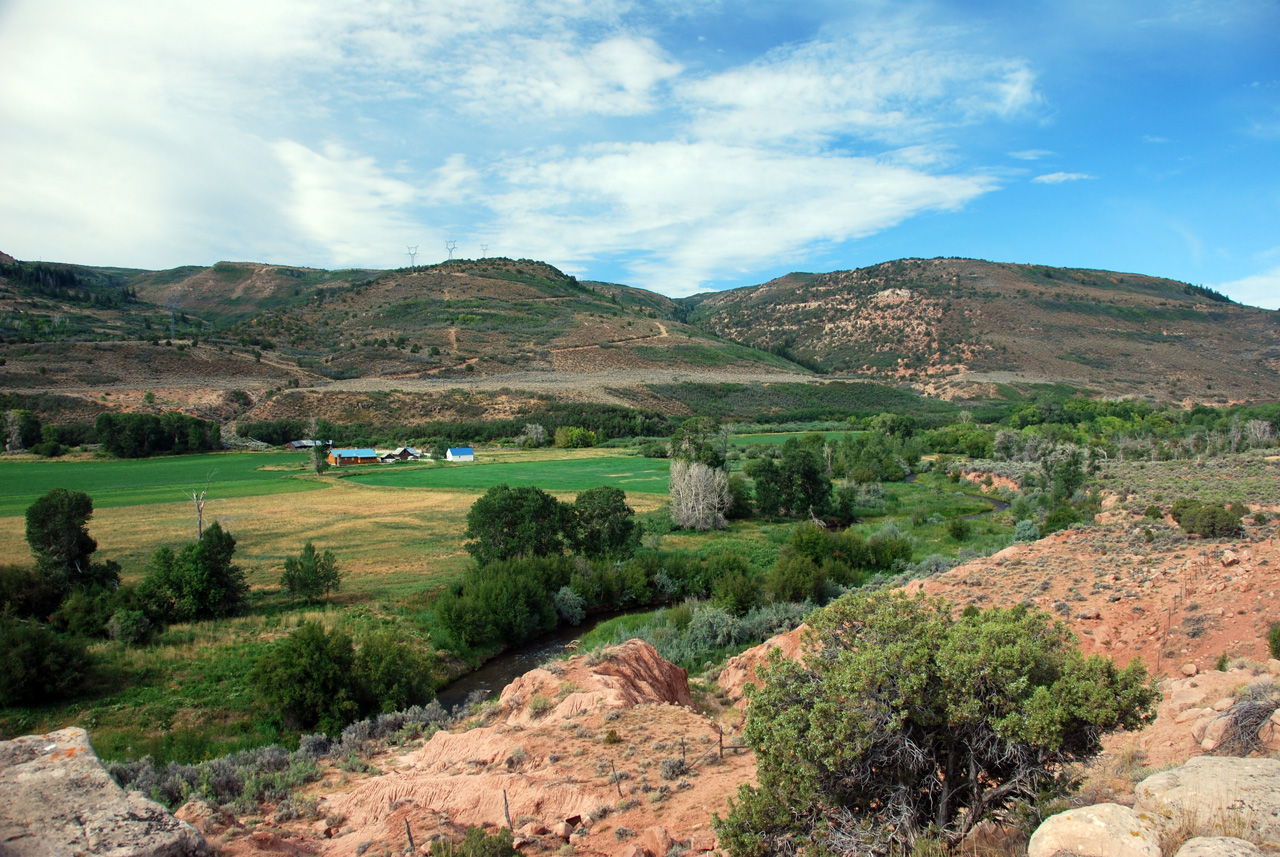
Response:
1013,520,1039,542
1179,504,1241,538
280,542,341,600
0,616,90,706
1043,503,1082,534
430,827,518,857
1268,624,1280,660
715,591,1158,854
356,630,437,714
250,622,364,733
1143,504,1162,520
946,517,971,541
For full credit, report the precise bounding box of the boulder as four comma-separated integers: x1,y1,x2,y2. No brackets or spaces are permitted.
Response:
1028,803,1160,857
1175,837,1262,857
1136,756,1280,842
0,727,209,857
639,826,673,857
1221,551,1240,567
1201,716,1232,751
1182,663,1199,677
615,845,646,857
552,821,574,840
1212,698,1236,712
1191,711,1220,743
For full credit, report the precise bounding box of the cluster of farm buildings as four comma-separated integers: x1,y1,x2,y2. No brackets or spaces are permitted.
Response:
283,440,475,466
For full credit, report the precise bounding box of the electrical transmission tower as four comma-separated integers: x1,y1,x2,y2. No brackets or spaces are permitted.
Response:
480,244,489,257
445,240,457,260
406,246,418,269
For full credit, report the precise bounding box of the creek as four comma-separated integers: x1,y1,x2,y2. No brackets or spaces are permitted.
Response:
435,611,637,713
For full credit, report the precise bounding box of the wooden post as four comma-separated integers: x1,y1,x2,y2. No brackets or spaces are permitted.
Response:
404,819,414,852
681,737,686,764
718,731,723,759
611,761,623,798
503,789,512,829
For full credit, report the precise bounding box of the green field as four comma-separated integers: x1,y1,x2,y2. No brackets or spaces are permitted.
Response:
729,430,859,446
0,451,322,517
343,455,671,494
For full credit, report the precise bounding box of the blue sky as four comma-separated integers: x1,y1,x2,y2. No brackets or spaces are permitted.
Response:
1,1,1278,306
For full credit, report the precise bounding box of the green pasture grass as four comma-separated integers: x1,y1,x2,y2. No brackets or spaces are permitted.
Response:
0,451,322,517
343,451,671,495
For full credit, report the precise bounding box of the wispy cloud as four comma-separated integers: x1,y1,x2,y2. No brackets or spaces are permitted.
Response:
1032,171,1095,183
1009,149,1054,160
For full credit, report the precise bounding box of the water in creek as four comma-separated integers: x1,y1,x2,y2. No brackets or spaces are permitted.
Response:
435,611,634,713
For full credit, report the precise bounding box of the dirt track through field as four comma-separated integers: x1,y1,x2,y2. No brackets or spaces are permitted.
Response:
317,367,814,397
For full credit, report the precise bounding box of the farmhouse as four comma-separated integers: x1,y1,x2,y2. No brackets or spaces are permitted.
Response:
391,446,420,460
328,447,379,466
446,446,475,462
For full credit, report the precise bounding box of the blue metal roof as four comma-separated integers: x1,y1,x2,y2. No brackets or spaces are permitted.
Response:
333,448,378,457
447,447,474,455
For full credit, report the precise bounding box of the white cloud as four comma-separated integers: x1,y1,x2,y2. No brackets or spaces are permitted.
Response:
272,141,429,266
1213,265,1280,310
1009,149,1055,160
681,27,1039,146
1032,171,1095,183
486,141,997,295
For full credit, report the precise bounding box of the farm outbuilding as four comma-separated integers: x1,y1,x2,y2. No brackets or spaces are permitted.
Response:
285,439,329,451
328,448,379,466
446,447,475,461
391,447,420,460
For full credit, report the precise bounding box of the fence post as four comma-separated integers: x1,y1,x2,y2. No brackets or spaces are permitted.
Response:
405,819,415,852
503,789,512,829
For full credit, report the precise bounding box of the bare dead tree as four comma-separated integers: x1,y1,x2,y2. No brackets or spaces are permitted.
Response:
191,471,216,540
1245,419,1274,448
669,460,730,530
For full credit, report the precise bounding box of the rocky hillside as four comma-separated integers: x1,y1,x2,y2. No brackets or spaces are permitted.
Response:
683,257,1280,403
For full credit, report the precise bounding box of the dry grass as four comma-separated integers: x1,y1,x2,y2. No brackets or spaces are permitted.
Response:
0,475,661,594
1154,805,1269,857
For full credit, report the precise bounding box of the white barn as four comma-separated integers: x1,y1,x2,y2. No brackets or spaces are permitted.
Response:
446,446,475,461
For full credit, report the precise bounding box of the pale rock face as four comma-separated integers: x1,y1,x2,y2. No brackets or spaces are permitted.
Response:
1136,756,1280,842
1175,837,1262,857
0,727,209,857
1027,803,1161,857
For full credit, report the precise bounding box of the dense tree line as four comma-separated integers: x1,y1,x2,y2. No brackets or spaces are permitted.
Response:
95,412,220,458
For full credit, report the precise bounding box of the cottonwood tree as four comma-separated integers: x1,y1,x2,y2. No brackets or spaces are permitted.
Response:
463,484,567,564
716,591,1157,857
139,522,248,622
25,488,118,594
569,485,639,559
669,459,730,530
